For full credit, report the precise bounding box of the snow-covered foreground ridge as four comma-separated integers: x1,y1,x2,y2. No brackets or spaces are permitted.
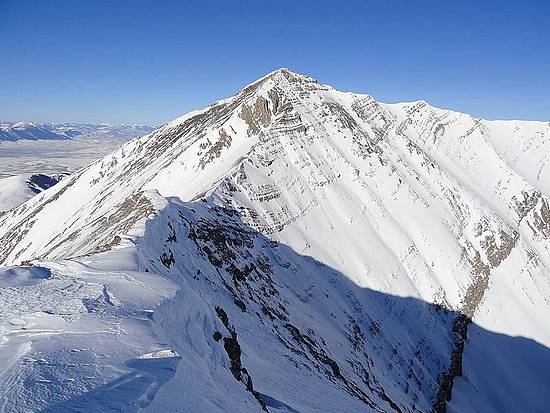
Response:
1,69,550,412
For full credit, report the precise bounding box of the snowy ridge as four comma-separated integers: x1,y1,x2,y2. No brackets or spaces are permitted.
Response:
0,69,549,412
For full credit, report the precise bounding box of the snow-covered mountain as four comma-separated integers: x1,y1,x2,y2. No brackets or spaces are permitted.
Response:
45,123,156,142
0,122,155,142
0,173,66,212
0,122,68,141
0,69,549,412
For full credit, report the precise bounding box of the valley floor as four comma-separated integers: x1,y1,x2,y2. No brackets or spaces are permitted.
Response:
0,138,126,179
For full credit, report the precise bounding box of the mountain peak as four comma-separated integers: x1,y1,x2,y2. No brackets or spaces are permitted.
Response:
1,68,550,412
237,68,324,96
263,67,293,78
256,67,305,81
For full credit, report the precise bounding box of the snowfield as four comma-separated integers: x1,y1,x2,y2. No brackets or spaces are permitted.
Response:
0,69,549,412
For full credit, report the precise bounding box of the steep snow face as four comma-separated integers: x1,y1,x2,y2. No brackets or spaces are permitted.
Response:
0,69,550,412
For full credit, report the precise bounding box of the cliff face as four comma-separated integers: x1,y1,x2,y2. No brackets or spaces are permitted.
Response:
0,69,549,412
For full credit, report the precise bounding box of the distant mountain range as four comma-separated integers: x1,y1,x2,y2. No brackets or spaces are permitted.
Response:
0,121,155,142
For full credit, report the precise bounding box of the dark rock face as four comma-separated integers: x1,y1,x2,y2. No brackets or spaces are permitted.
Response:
215,305,268,411
27,174,64,193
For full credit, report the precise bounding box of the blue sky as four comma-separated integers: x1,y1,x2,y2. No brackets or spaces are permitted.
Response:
1,0,549,124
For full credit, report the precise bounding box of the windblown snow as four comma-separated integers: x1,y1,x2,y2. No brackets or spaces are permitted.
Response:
0,69,549,413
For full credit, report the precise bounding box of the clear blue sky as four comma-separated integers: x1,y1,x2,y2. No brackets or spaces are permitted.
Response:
1,0,549,124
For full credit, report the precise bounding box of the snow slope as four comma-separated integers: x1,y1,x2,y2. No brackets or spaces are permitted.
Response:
0,69,549,412
0,173,65,212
